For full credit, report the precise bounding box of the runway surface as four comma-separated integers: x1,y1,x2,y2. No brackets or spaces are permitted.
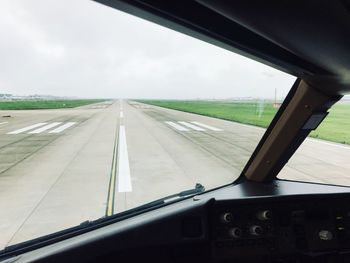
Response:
0,99,349,249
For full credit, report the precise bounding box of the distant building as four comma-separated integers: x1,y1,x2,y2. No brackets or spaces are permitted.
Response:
0,94,13,100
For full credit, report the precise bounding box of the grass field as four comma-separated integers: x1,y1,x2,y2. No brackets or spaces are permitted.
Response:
139,100,350,145
0,99,107,110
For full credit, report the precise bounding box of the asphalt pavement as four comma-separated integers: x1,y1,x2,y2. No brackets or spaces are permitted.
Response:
0,99,349,249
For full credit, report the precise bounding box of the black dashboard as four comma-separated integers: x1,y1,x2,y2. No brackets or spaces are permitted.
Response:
211,194,350,262
2,180,350,263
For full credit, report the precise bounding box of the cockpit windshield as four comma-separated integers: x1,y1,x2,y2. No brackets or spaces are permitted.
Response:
0,0,296,249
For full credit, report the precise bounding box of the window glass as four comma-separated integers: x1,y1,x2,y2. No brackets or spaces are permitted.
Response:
278,98,350,186
0,0,295,249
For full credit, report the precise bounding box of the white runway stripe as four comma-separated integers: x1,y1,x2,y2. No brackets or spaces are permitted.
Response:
117,125,132,192
178,121,205,131
191,121,222,131
165,121,189,131
49,122,77,133
7,122,47,134
28,122,62,134
120,112,124,118
0,122,8,125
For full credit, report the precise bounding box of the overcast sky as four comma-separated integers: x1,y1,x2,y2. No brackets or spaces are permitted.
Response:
0,0,296,99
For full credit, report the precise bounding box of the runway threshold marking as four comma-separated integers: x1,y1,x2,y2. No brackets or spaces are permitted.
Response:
28,122,62,134
117,125,132,192
165,121,189,131
178,121,205,131
49,122,77,133
7,122,47,134
164,121,222,132
191,121,222,131
7,122,78,134
106,124,119,216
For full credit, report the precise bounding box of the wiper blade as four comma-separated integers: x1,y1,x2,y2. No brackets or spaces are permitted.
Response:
132,183,205,211
163,182,205,200
76,184,205,231
1,185,205,257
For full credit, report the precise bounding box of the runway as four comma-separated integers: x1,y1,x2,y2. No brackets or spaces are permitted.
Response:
0,99,349,249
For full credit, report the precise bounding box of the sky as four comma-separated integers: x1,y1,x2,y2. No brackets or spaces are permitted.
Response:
0,0,296,100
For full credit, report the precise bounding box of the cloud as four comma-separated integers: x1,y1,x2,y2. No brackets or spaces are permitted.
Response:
0,0,296,99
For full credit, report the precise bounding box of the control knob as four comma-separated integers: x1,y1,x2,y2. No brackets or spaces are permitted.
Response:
250,225,263,236
257,210,272,221
221,213,233,223
229,227,242,238
319,230,333,241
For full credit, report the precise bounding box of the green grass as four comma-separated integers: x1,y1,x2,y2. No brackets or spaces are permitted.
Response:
139,100,278,127
139,100,350,145
310,104,350,145
0,99,108,110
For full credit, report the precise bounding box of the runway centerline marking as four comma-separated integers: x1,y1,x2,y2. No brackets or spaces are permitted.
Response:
106,124,119,216
165,121,189,131
117,125,132,192
120,112,124,118
178,121,205,131
49,122,77,133
191,121,222,131
28,122,62,134
7,122,48,134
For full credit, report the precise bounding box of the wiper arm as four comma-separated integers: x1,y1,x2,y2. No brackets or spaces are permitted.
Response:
1,184,205,255
162,182,205,200
132,183,205,211
77,184,205,229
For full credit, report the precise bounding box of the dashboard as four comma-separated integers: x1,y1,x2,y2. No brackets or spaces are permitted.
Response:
211,195,350,262
2,180,350,263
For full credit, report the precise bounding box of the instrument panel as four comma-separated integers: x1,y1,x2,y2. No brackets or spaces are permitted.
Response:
210,195,350,262
2,181,350,263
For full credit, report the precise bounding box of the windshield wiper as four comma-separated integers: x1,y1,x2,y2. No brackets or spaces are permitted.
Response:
129,183,205,212
74,184,206,233
79,183,205,226
0,183,205,257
